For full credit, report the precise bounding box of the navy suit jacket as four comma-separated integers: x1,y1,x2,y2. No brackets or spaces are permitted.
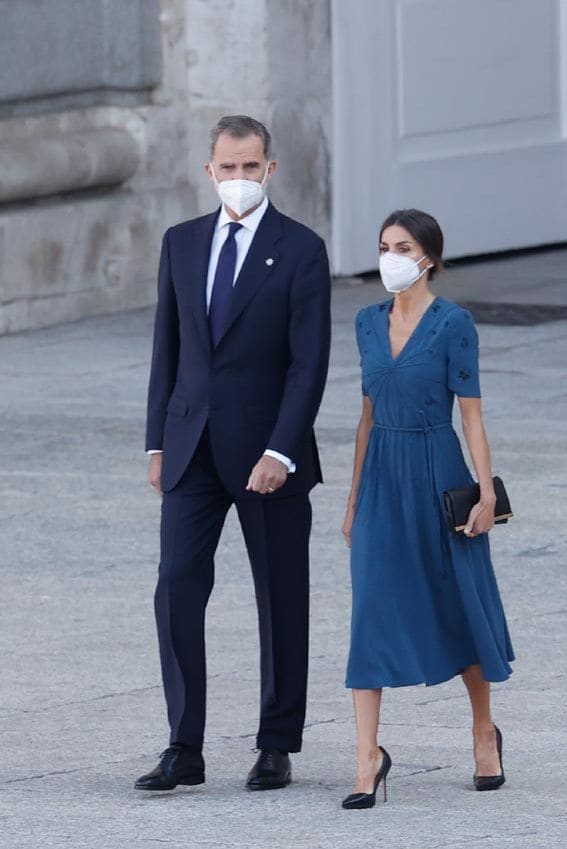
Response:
146,202,332,496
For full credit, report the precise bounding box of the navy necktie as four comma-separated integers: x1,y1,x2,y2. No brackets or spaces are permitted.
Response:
209,221,243,347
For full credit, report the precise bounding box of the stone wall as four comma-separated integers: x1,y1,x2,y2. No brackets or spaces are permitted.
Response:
185,0,332,244
0,0,163,118
0,0,191,335
0,0,332,335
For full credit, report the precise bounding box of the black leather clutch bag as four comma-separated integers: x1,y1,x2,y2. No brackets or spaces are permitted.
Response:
443,476,513,533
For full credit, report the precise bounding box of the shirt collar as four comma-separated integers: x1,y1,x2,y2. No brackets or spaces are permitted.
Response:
216,195,269,234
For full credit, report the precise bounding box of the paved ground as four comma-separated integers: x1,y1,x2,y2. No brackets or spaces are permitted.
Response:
1,250,566,848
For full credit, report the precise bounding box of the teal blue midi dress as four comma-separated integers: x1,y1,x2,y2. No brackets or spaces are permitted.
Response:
346,297,514,689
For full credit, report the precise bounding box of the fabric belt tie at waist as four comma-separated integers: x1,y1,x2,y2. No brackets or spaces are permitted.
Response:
372,421,452,433
373,417,452,579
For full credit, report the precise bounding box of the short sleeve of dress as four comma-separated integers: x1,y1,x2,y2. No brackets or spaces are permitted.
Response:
355,308,369,396
447,308,481,398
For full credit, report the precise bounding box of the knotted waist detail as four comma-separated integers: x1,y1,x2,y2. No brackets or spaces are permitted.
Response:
372,416,453,578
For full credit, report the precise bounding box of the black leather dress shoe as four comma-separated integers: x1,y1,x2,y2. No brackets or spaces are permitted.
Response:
246,749,292,790
135,745,205,791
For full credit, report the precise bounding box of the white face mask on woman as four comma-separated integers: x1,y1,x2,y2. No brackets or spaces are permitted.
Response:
379,252,432,293
210,163,270,217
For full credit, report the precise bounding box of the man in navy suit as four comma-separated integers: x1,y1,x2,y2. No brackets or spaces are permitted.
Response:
135,116,331,792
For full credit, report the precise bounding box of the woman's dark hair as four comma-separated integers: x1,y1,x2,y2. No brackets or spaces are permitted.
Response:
379,208,444,280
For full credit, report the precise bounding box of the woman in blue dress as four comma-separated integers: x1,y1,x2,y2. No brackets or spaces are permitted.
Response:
341,209,514,809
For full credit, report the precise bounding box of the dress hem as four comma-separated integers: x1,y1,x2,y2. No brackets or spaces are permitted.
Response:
345,659,514,690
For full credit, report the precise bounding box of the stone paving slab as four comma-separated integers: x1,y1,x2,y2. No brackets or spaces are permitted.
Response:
0,272,566,848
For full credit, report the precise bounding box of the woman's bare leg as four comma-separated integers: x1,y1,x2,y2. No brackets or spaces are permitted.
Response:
461,664,501,775
351,688,384,792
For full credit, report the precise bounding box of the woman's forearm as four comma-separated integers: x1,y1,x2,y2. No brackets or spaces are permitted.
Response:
462,416,495,500
348,416,373,506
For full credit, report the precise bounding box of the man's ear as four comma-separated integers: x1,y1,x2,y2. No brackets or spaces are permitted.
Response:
267,160,278,178
205,162,215,182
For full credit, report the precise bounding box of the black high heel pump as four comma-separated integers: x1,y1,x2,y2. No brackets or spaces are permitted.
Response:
342,746,392,809
474,724,505,791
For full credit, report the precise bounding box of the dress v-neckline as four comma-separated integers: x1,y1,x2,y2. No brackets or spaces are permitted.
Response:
387,296,439,363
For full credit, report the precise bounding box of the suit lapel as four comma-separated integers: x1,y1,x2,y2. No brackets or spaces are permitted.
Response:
216,203,283,346
184,211,218,358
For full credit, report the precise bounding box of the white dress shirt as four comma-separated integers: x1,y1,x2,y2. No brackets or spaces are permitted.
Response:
149,196,295,473
206,195,269,310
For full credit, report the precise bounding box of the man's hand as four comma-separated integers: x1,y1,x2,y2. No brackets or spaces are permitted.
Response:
246,455,288,495
148,453,163,496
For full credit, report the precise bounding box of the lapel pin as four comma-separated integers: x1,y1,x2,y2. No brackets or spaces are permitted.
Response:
265,258,274,266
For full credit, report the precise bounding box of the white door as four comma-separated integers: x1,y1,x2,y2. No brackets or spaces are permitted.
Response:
331,0,567,274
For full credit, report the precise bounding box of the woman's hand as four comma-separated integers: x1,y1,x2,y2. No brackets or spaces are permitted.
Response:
342,499,356,547
463,495,496,538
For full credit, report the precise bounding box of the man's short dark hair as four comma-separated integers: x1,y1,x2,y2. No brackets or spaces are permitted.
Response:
210,115,272,159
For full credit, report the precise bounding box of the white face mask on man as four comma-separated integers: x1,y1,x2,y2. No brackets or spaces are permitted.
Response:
379,252,433,293
210,163,271,217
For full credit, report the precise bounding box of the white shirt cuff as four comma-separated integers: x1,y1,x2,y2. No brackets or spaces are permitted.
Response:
264,449,296,473
147,448,296,474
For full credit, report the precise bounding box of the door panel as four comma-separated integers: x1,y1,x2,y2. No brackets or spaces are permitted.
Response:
331,0,567,274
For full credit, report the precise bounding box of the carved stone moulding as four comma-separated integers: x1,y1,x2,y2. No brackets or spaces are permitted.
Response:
0,128,140,203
